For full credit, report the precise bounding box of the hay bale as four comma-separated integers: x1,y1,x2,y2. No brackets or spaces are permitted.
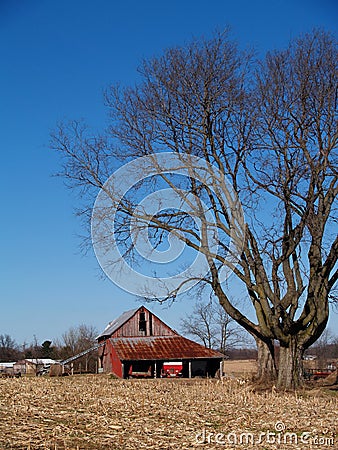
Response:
49,364,63,377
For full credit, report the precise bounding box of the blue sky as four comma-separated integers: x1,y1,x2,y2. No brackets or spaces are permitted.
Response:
0,0,337,346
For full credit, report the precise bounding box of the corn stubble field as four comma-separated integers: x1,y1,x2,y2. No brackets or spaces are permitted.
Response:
0,375,337,450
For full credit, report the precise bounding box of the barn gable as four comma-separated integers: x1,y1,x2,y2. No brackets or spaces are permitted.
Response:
97,306,177,339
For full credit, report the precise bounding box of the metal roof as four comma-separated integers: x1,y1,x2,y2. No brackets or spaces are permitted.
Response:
109,336,224,361
23,359,57,365
0,362,16,368
97,307,139,338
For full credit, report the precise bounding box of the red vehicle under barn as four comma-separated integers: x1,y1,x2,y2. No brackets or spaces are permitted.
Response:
161,362,183,378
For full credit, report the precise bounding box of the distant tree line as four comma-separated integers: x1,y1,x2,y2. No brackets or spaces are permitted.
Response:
305,329,338,362
0,324,98,373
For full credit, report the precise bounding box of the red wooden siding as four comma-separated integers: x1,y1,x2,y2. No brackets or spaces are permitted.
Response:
99,340,123,377
112,307,177,338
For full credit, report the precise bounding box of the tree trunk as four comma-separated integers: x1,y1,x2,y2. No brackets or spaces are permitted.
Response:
255,338,277,383
277,338,304,389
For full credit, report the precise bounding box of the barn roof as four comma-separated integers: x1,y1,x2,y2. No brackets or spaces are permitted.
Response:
109,336,224,361
97,307,139,338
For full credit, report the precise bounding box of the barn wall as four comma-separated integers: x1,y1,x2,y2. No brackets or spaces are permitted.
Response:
101,339,123,377
98,340,112,373
112,307,177,337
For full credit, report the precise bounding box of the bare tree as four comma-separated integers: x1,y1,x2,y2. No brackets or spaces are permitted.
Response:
309,328,336,366
244,30,338,387
51,30,337,388
55,324,98,372
0,334,20,361
181,301,247,353
181,302,219,350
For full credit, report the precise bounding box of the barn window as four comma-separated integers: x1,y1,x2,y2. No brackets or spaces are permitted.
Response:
139,312,147,333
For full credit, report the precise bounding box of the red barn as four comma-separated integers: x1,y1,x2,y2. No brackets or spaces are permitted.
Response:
97,306,223,378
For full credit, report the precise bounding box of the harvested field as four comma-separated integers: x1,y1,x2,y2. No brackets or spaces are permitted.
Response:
222,359,256,377
0,375,336,449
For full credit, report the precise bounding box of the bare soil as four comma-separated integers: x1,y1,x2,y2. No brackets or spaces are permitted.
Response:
0,375,336,449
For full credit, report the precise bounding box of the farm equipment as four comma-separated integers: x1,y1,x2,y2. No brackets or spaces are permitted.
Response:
161,361,183,378
304,367,336,381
